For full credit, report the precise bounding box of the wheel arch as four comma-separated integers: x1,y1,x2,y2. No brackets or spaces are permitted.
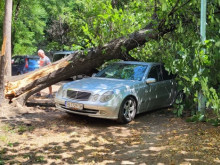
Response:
117,94,138,124
122,95,138,111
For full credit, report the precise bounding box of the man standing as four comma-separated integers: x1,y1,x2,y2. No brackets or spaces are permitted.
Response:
36,49,53,98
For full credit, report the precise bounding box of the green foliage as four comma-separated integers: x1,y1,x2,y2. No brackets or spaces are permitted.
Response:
66,0,151,48
12,0,48,55
173,103,184,117
201,77,220,118
206,118,220,126
17,125,34,134
131,37,220,119
0,148,6,165
0,2,4,44
0,155,4,165
186,112,206,123
130,0,220,120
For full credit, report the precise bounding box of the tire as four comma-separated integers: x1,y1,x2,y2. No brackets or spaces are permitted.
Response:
117,96,137,124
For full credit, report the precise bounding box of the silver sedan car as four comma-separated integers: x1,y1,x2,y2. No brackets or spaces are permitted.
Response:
55,61,178,123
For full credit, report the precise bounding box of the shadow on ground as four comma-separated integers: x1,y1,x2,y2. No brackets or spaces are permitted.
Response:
0,106,220,164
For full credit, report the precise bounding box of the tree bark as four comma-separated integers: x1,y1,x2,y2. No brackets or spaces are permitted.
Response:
0,0,13,105
4,0,13,77
0,38,6,105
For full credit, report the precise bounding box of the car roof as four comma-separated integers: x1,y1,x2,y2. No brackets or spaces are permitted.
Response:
53,51,75,55
116,61,161,66
12,55,39,59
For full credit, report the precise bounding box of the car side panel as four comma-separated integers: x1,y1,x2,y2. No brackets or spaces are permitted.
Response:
162,79,176,106
154,80,171,109
142,82,163,111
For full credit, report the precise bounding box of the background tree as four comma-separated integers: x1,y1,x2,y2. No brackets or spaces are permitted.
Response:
4,0,12,77
0,0,13,105
12,0,47,54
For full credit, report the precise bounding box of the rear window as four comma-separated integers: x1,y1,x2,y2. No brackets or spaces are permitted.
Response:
12,57,25,64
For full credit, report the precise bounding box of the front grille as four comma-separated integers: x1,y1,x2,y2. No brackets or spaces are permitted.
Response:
67,90,91,100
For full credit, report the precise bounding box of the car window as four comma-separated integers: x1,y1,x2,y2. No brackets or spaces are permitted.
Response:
148,65,163,81
161,65,174,80
12,57,25,65
96,63,148,81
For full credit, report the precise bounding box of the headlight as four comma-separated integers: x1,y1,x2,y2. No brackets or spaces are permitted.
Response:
90,94,100,102
57,86,66,97
99,91,114,102
62,90,66,97
57,86,63,96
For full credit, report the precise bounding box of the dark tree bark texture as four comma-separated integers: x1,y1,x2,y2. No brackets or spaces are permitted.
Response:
0,52,6,105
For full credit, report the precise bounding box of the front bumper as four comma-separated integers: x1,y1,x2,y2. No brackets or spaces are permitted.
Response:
55,97,121,120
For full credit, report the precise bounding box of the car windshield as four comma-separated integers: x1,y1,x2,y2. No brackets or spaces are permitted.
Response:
96,63,148,81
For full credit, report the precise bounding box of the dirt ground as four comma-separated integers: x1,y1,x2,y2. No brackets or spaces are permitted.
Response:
0,84,220,165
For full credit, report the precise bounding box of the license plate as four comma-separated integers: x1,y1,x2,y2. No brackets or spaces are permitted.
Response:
65,102,83,110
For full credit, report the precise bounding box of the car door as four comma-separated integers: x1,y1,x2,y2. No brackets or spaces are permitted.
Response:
144,65,168,110
161,65,177,106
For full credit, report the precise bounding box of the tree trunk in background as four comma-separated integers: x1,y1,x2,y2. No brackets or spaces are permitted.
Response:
0,0,13,105
4,0,13,77
0,39,6,105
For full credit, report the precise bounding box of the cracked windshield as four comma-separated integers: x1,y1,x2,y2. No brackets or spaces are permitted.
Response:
96,63,148,81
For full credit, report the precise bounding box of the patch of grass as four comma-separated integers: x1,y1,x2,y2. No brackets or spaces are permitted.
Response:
48,155,62,159
8,142,19,147
1,124,15,133
35,156,45,163
7,142,13,147
0,136,7,143
206,118,220,126
1,123,35,135
0,148,7,165
17,125,35,134
23,154,32,159
0,159,4,165
0,154,3,165
22,154,46,163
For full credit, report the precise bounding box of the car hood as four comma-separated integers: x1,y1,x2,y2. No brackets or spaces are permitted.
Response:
63,77,139,91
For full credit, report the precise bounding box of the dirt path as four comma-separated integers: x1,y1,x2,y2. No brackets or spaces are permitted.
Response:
0,82,220,164
0,104,220,165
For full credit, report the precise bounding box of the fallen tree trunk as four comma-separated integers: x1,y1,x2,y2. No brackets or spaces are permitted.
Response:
5,22,170,105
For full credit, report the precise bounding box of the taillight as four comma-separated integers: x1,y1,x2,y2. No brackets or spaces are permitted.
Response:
25,58,28,68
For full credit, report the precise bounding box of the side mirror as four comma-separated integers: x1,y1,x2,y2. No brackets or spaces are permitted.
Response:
146,78,156,84
92,73,97,77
